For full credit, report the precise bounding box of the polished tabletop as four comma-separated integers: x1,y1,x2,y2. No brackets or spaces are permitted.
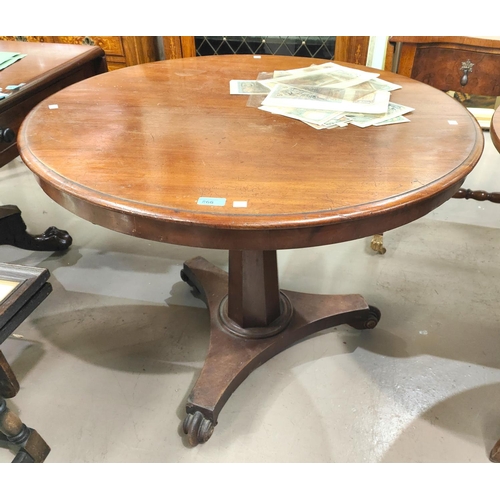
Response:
0,40,105,168
19,55,484,250
0,41,104,113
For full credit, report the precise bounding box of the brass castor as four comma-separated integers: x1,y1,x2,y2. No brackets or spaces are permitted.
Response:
370,234,386,255
347,305,381,330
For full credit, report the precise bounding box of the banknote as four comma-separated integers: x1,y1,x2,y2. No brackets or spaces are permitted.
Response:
304,119,349,130
322,114,353,128
237,62,411,130
229,80,270,95
261,83,390,114
259,105,344,126
374,115,410,126
300,117,350,130
273,62,339,78
271,65,400,93
367,78,402,92
266,62,379,90
301,120,345,130
348,102,414,127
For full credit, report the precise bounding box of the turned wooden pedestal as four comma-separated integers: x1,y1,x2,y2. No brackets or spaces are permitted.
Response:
180,254,380,444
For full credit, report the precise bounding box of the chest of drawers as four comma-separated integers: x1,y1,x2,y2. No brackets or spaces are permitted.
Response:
391,36,500,96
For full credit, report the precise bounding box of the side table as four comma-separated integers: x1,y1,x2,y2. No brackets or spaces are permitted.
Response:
0,262,52,462
391,36,500,205
0,40,106,251
370,36,500,255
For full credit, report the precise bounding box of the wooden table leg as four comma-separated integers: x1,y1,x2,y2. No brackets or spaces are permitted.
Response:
453,189,500,203
180,253,380,446
0,350,19,399
0,352,50,462
0,398,51,462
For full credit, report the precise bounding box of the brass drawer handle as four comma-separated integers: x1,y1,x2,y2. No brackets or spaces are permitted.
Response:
460,59,474,86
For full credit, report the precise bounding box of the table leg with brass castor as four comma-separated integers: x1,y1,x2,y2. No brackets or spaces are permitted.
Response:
180,253,381,446
370,234,386,254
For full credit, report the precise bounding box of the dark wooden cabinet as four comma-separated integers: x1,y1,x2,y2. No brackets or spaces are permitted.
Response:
391,36,500,96
389,36,500,205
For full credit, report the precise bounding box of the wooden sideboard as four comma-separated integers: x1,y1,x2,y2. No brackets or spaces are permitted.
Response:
389,36,500,206
390,36,500,96
0,36,158,71
0,41,106,168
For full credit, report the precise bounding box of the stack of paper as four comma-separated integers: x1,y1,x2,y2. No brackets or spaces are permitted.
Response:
0,51,26,71
230,62,413,129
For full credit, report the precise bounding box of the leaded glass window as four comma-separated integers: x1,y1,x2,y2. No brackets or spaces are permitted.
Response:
195,36,336,60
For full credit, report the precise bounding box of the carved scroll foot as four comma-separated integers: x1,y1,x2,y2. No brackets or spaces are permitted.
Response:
370,233,386,254
180,256,380,446
0,205,72,251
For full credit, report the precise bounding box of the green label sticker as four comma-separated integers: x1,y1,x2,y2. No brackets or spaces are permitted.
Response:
197,197,226,206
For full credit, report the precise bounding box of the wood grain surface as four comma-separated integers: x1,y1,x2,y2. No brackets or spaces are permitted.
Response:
0,41,106,167
390,37,500,95
18,55,484,250
391,36,500,50
0,41,105,111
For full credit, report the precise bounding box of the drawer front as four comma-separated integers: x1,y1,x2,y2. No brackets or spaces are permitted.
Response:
0,104,27,164
53,37,127,71
412,46,500,95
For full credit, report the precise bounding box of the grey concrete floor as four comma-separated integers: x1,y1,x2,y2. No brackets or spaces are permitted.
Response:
1,132,500,463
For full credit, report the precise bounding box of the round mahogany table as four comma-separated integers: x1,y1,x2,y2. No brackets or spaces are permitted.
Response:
18,55,484,445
